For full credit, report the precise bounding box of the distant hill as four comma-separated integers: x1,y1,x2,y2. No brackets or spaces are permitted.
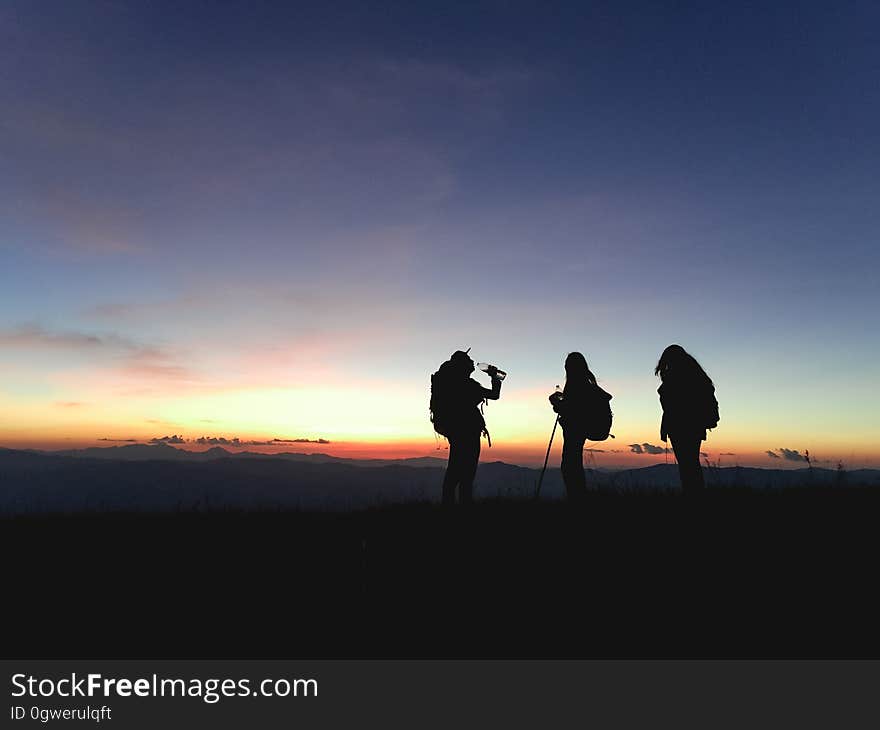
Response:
1,446,878,515
38,443,448,468
0,447,537,513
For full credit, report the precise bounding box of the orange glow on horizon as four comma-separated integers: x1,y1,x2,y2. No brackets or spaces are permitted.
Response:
2,430,877,470
2,382,877,469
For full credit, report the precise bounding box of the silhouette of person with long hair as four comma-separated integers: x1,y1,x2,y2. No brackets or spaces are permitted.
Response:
655,344,718,494
549,352,612,501
431,350,502,505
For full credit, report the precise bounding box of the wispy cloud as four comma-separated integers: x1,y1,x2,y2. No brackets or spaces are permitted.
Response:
778,448,808,463
3,53,544,263
271,438,331,445
88,303,137,319
150,435,186,445
193,436,251,447
642,443,669,455
119,347,196,382
89,434,329,447
766,448,807,462
0,324,129,350
0,323,199,386
37,189,143,254
630,443,669,455
193,436,331,447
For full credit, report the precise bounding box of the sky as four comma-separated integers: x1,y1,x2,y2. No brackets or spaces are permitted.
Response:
1,1,878,468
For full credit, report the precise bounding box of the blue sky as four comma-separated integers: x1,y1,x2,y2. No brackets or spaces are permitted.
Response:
1,1,878,465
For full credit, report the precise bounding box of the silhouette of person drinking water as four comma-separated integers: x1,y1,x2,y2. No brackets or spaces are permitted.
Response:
655,344,719,494
430,350,503,505
548,352,612,501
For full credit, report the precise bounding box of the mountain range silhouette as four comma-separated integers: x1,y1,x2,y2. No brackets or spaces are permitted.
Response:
2,445,878,514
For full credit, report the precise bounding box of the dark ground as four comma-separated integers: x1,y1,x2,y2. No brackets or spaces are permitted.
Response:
5,488,879,658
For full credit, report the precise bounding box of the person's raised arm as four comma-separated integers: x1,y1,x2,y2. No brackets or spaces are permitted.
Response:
477,367,502,400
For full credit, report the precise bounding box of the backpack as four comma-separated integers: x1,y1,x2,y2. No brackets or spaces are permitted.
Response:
584,386,613,441
430,361,490,441
704,389,720,430
429,362,456,438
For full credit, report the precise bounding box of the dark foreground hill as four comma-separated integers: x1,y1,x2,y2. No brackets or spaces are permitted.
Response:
5,492,880,659
4,447,879,658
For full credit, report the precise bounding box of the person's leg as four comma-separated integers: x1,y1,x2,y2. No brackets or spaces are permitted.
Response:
671,436,692,492
690,439,705,491
442,437,461,505
561,433,587,501
672,436,704,494
458,434,481,504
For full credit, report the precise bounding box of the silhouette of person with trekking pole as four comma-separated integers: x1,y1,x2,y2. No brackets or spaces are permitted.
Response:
430,350,504,505
540,352,612,501
655,344,719,495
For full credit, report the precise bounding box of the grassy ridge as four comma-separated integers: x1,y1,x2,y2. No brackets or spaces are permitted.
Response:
6,489,879,658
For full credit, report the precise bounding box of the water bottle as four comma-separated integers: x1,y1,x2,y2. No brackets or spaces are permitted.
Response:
476,362,507,381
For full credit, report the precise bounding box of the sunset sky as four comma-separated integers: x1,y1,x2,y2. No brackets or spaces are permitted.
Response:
2,1,878,468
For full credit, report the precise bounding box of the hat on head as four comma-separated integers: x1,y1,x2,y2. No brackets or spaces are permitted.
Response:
450,349,473,365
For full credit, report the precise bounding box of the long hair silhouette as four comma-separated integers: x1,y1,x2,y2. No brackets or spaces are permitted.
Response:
564,351,597,388
655,344,713,386
551,351,612,502
655,344,716,495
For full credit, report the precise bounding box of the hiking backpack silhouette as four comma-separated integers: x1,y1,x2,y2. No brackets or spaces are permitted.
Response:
655,344,719,494
430,350,504,505
535,353,613,500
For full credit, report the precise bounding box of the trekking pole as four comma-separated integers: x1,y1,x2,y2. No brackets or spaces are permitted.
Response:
534,414,560,500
